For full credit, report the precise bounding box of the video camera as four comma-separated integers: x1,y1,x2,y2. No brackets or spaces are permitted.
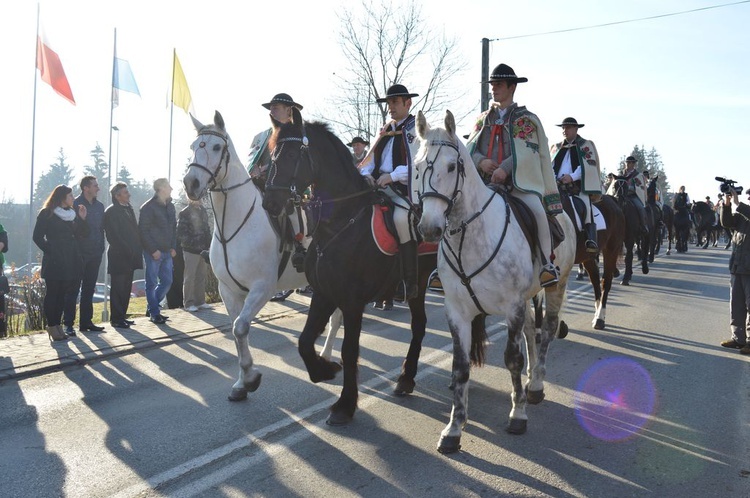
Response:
715,177,743,195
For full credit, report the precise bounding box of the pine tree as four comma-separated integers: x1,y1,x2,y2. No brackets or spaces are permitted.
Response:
33,148,76,210
83,143,109,190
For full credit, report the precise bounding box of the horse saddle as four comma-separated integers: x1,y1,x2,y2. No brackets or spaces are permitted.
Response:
268,205,305,276
504,193,565,255
561,193,588,232
371,196,436,256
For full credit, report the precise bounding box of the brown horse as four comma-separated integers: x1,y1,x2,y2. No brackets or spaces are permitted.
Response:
560,188,625,330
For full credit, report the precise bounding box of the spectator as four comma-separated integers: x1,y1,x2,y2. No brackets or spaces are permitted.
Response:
347,136,370,166
177,199,212,311
103,182,143,329
166,244,184,310
63,176,105,334
32,185,89,341
719,188,750,355
138,178,177,325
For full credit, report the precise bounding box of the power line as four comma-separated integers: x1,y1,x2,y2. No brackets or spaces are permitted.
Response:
490,0,750,41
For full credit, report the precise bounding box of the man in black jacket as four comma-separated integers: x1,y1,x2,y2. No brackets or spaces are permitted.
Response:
138,178,177,324
719,188,750,355
104,183,143,329
177,199,212,311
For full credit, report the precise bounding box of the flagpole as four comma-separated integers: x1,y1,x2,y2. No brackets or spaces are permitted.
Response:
102,28,117,323
168,49,176,185
28,3,41,273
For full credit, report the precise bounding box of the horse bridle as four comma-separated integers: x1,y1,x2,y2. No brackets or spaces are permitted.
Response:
187,127,255,292
418,139,465,219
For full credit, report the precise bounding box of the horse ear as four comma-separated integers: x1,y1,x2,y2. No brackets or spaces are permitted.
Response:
444,110,456,136
190,113,204,132
214,111,226,131
416,110,429,139
292,107,303,126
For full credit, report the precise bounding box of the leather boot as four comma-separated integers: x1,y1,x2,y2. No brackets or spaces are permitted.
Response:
47,325,67,342
584,223,599,253
399,241,419,300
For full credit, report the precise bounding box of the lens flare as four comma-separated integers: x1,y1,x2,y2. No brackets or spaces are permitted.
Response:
574,357,656,442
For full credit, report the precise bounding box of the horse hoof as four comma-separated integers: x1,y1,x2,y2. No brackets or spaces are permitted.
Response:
245,373,262,393
557,321,569,339
666,250,671,255
642,266,649,275
620,280,630,286
526,389,545,405
505,418,527,435
228,388,248,402
326,411,353,426
594,319,605,330
394,378,415,396
437,435,461,454
576,273,585,281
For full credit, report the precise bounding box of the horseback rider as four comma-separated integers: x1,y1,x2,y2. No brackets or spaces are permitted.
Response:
643,170,663,209
347,136,370,166
622,156,649,233
466,63,563,287
248,93,303,183
249,93,306,302
358,84,421,300
672,185,692,211
550,117,602,253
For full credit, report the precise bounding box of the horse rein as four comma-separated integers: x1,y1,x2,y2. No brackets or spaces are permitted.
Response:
187,127,256,293
419,138,511,315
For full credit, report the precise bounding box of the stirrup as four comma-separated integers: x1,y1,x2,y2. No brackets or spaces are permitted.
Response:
539,264,560,288
585,240,599,253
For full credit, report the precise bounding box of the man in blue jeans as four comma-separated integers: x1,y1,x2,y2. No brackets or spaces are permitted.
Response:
138,178,177,324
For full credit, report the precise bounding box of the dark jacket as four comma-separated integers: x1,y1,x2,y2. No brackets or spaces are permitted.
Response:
32,209,90,281
138,195,177,254
104,202,143,274
177,204,211,255
721,202,750,275
0,222,7,268
73,194,105,258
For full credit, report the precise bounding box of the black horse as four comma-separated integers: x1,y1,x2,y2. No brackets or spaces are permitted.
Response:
608,175,650,285
645,177,665,262
692,201,731,249
661,204,674,255
673,200,691,253
262,109,453,425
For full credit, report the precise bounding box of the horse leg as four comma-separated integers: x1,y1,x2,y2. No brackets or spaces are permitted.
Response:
320,308,343,361
327,306,365,426
437,310,472,453
527,282,566,404
505,303,530,435
622,242,633,285
394,284,428,396
583,258,604,329
299,295,341,384
725,228,732,250
640,234,650,274
228,285,270,401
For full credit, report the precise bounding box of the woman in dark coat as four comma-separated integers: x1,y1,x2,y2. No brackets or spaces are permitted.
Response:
103,183,143,328
33,185,89,341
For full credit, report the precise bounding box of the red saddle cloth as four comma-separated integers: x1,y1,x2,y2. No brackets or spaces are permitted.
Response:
370,205,439,256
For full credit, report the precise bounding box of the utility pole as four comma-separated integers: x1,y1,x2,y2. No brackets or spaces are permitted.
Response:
480,38,490,112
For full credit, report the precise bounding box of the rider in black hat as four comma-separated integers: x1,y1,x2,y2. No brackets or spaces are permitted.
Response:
358,83,421,300
347,136,370,166
550,117,603,253
621,156,650,234
465,64,562,287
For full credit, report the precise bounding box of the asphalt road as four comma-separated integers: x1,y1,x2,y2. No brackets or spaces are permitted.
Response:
0,246,748,497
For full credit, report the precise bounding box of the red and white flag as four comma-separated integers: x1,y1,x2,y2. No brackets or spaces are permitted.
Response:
36,28,75,105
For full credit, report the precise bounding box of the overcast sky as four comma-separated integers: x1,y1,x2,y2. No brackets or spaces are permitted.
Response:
2,0,749,203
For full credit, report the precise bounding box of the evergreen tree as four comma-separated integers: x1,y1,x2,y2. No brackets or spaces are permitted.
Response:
83,143,109,190
33,148,76,210
619,145,671,202
116,164,134,186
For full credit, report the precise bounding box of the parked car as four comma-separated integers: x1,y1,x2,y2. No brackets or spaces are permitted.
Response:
93,283,111,303
4,264,41,282
131,279,146,297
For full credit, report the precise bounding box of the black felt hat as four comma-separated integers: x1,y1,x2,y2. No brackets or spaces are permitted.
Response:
625,156,637,163
346,136,370,147
376,84,419,103
556,117,584,128
487,63,528,83
262,93,303,110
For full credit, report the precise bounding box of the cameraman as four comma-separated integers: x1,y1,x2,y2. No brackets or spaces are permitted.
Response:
719,188,750,355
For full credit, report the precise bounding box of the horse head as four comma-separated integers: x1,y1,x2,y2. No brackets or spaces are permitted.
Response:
414,110,467,242
608,174,630,201
184,111,236,200
262,107,316,217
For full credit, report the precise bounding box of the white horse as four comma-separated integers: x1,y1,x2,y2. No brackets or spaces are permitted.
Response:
183,111,340,401
414,110,576,454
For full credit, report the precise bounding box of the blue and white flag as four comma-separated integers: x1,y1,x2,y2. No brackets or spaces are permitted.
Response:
112,56,140,107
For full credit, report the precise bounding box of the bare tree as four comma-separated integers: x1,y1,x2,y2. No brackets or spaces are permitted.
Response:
321,0,470,142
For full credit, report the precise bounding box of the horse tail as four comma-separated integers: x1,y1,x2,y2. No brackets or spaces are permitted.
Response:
469,314,488,367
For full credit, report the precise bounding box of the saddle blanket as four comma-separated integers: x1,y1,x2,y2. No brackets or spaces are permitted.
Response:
571,204,606,232
371,205,438,256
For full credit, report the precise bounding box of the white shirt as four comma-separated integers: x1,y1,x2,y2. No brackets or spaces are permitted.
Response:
556,149,582,182
359,117,409,184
